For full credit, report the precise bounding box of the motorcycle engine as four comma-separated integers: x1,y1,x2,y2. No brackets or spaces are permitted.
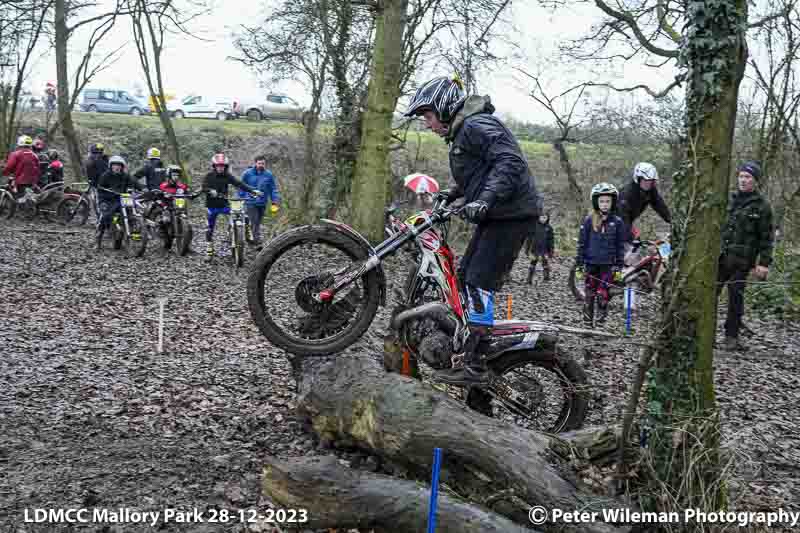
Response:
401,316,454,369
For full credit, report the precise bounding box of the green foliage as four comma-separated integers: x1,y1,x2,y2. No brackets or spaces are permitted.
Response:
745,244,800,318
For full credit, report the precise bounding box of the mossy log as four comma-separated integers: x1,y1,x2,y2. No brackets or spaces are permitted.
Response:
262,455,538,532
285,355,633,533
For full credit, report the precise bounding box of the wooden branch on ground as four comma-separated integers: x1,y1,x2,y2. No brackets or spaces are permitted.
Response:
292,355,634,533
262,455,539,532
4,228,81,235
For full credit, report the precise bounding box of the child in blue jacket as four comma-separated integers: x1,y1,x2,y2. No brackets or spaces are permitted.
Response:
239,155,280,246
575,183,625,326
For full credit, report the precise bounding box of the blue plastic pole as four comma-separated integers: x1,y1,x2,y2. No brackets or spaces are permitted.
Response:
427,448,443,533
625,286,632,334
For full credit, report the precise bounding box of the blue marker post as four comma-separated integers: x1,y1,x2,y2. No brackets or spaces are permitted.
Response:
427,448,443,533
625,286,635,334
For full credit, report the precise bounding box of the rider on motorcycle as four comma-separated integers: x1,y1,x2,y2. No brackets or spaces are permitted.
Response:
3,135,41,197
86,143,109,189
617,162,671,258
95,155,144,250
404,75,543,386
201,153,263,258
46,150,64,185
134,147,166,191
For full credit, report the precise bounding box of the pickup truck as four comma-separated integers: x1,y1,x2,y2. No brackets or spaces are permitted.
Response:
240,94,304,122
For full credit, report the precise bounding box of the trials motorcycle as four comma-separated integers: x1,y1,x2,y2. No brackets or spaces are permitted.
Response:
247,187,611,432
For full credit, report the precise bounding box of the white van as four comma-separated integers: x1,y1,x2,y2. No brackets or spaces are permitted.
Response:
167,94,239,120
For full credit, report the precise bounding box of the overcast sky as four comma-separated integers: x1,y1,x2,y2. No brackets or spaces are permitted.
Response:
25,0,683,123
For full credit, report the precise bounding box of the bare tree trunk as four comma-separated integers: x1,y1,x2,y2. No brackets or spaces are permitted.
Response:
644,0,748,517
350,0,408,242
553,139,583,224
54,0,85,181
130,0,184,178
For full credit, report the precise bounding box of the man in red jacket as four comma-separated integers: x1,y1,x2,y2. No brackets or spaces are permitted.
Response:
3,135,41,196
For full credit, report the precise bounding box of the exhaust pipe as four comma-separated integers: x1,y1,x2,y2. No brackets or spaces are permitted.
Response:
390,302,457,335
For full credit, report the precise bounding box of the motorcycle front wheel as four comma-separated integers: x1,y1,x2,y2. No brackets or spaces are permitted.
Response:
232,223,245,268
175,217,193,256
121,215,148,258
467,341,589,433
247,225,381,356
567,264,586,302
0,190,16,220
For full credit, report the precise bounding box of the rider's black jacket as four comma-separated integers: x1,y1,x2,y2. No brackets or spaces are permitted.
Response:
445,95,542,221
97,169,144,203
133,160,166,191
201,170,257,209
616,180,671,229
86,154,109,188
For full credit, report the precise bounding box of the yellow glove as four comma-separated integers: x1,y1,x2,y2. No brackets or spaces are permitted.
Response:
613,270,623,283
270,204,279,215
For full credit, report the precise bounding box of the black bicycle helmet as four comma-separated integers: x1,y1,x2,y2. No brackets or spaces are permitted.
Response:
404,76,466,124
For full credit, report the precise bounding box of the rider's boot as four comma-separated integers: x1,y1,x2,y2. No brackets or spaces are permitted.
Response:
206,241,214,260
433,284,492,387
432,325,490,386
596,299,608,324
95,226,104,250
527,260,537,285
543,266,551,281
583,295,595,328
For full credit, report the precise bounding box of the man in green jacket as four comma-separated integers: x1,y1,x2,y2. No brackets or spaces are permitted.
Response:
717,161,774,351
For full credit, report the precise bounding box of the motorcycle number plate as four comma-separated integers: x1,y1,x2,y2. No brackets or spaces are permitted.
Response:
659,243,671,258
120,196,134,207
175,198,186,208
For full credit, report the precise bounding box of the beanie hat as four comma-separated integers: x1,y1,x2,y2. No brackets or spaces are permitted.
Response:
738,161,761,180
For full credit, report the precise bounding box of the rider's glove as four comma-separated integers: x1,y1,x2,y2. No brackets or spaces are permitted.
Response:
462,200,489,223
208,190,218,198
270,204,279,214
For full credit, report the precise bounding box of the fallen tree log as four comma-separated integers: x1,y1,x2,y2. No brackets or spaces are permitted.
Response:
262,455,539,532
290,354,634,533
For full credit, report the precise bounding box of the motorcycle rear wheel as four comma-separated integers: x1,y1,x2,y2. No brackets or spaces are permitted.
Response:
247,225,381,356
467,341,588,433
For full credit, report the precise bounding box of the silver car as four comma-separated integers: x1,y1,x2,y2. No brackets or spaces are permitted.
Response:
80,89,149,115
240,94,304,122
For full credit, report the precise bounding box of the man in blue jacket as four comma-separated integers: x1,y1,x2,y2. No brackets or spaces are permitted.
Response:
239,155,280,247
404,75,543,387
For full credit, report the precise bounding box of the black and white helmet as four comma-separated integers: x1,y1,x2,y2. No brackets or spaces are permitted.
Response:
591,182,618,211
404,76,466,124
633,162,658,183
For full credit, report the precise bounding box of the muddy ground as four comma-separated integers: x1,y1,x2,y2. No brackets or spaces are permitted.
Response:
1,215,798,532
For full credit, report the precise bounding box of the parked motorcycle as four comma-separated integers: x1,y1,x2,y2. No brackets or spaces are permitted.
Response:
247,189,604,433
568,237,671,302
0,178,16,220
56,183,97,226
3,179,68,221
